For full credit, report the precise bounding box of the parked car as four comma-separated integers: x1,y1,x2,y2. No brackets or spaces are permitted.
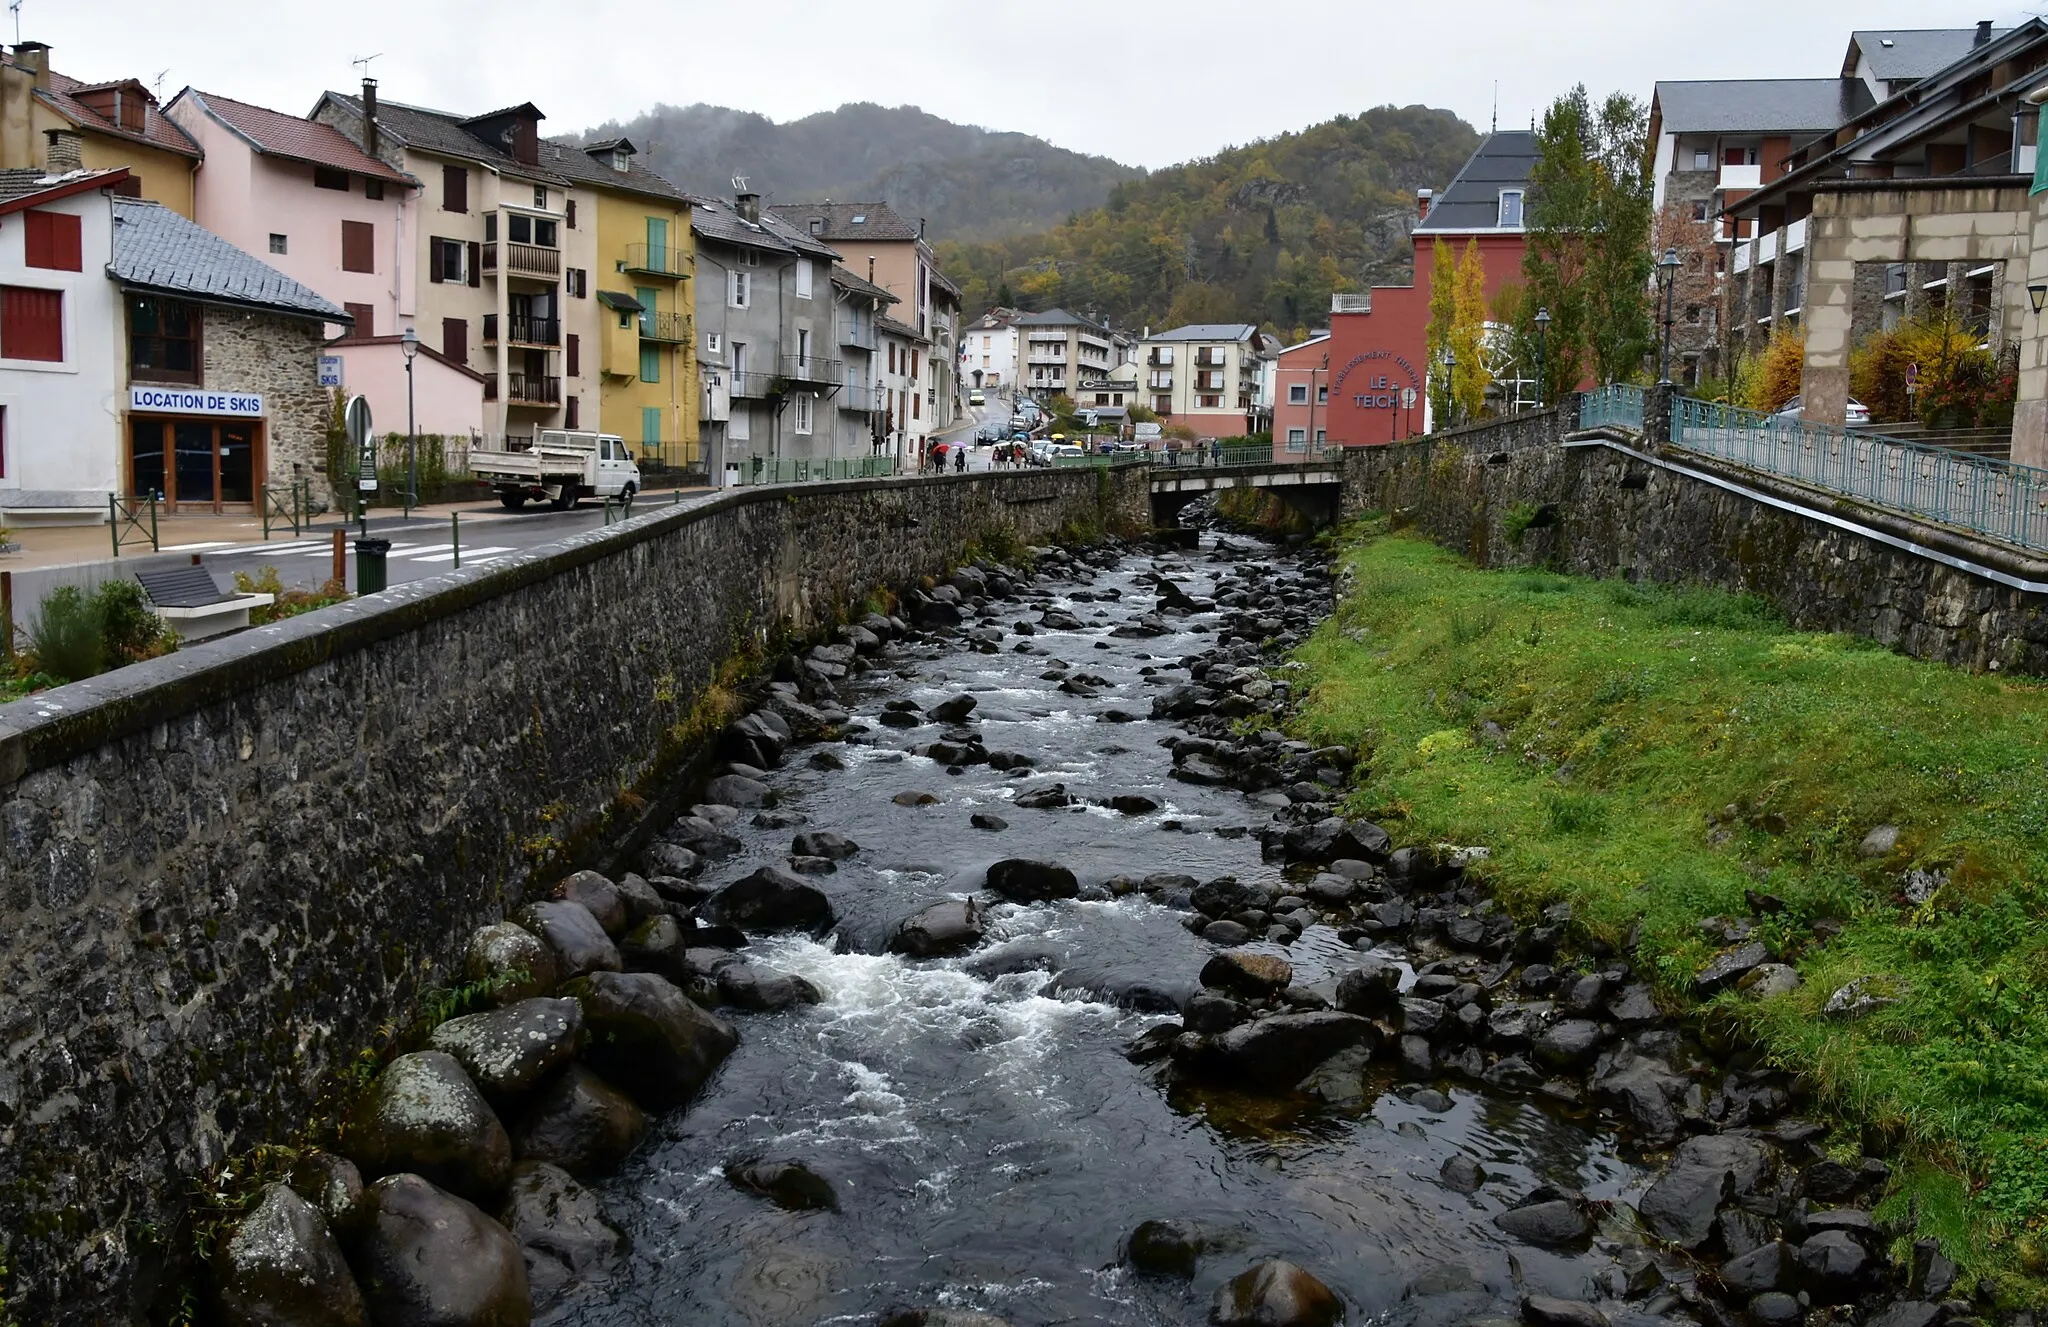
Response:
1050,443,1087,461
1774,395,1871,425
976,424,1001,443
969,390,986,406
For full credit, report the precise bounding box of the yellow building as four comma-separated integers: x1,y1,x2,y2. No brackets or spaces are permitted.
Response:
541,136,697,477
0,42,200,216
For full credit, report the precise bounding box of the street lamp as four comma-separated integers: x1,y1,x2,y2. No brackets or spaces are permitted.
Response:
1533,306,1552,409
1658,247,1682,386
2031,282,2048,314
400,326,420,518
1442,348,1458,429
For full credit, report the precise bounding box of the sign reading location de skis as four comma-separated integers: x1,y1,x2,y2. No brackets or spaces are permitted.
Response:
130,387,265,417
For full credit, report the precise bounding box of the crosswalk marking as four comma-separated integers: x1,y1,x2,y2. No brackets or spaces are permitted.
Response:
388,543,455,558
162,541,236,552
411,546,512,563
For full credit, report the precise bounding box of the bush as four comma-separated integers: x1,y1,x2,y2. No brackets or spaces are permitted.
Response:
233,566,350,625
94,580,172,664
1746,328,1804,413
1850,311,2011,427
29,586,104,682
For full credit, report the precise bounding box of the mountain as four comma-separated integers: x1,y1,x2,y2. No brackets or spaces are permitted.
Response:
574,102,1141,241
933,105,1481,335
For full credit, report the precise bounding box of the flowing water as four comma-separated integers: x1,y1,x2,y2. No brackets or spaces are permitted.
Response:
574,538,1656,1327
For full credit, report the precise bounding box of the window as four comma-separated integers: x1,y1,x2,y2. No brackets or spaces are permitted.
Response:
640,343,660,383
736,250,760,268
911,394,920,420
1692,148,1711,170
127,296,197,380
809,217,823,236
566,333,580,378
642,405,661,444
1286,427,1307,450
729,404,750,441
429,237,466,284
314,166,349,191
508,214,529,244
1497,189,1524,228
268,233,288,255
534,186,547,208
1685,305,1701,325
1315,429,1326,444
442,317,467,366
797,328,811,368
1692,200,1709,222
705,331,722,356
341,220,375,273
730,270,750,309
485,213,498,242
565,395,580,429
443,165,468,213
1317,385,1328,404
794,392,813,435
1287,383,1308,404
343,302,374,336
4,286,64,362
731,342,748,377
888,343,897,374
566,199,577,229
566,268,587,298
24,210,83,270
796,258,814,299
365,179,384,201
1200,394,1221,408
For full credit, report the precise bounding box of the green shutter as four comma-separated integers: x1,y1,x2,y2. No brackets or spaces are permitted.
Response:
642,406,662,444
640,343,660,383
2034,106,2048,195
645,217,669,272
635,285,659,335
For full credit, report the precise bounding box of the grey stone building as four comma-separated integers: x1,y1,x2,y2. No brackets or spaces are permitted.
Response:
829,264,894,462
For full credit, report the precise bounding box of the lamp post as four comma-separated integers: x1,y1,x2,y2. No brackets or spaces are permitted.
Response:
1442,348,1457,429
2031,283,2048,315
1658,247,1682,386
1533,306,1552,409
400,326,420,518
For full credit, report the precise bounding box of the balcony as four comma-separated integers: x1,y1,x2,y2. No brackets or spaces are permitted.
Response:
840,385,878,411
481,313,560,347
1031,377,1067,391
639,311,690,343
1147,350,1174,367
1719,163,1762,191
1147,372,1173,389
624,243,691,277
780,354,843,384
1027,352,1067,366
480,241,561,281
730,371,777,398
1194,350,1227,367
483,373,562,406
840,320,878,351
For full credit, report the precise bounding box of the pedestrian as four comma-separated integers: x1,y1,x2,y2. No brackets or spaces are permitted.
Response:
954,446,967,473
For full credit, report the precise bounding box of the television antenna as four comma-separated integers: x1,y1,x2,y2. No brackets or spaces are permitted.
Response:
731,174,750,192
351,53,381,77
7,0,21,46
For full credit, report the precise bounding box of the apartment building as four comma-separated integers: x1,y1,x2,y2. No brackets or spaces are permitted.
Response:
830,264,893,460
1135,323,1262,437
961,308,1021,390
1270,333,1334,461
0,43,201,215
690,190,845,481
876,315,930,463
1016,307,1117,402
929,268,962,429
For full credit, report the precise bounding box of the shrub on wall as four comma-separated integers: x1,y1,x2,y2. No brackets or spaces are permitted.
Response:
1850,311,2012,428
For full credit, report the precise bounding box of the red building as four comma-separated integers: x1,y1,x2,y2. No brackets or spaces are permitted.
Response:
1285,130,1539,454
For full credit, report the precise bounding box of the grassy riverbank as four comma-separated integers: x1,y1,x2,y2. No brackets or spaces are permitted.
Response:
1290,523,2048,1290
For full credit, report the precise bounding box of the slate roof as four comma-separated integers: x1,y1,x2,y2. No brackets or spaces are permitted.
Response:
1414,130,1540,234
29,66,202,159
0,166,130,213
1146,323,1259,343
876,313,929,344
111,198,346,323
1652,79,1870,135
316,91,570,187
766,200,921,242
928,267,962,302
1846,28,2006,82
1015,307,1105,328
829,265,897,304
174,89,412,183
690,197,839,259
536,138,692,203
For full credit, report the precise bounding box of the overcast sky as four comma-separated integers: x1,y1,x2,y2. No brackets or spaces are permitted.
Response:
40,0,2040,169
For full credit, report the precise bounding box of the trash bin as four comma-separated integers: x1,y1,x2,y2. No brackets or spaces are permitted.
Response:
724,463,742,488
354,536,392,594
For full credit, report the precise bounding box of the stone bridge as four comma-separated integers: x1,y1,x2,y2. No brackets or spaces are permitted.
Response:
1148,461,1345,527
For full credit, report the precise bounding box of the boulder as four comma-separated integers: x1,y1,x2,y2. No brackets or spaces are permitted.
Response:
705,865,835,932
727,1160,838,1211
889,898,986,958
1123,1219,1205,1277
554,871,627,936
1440,1155,1486,1193
1183,993,1251,1035
427,998,583,1105
1532,1019,1607,1071
613,874,668,928
618,914,691,984
514,901,621,981
1748,1292,1803,1326
1720,1241,1788,1295
660,816,742,861
1332,959,1402,1016
1739,964,1801,1000
1201,951,1293,998
792,830,859,860
211,1183,366,1327
985,858,1079,902
702,773,771,808
1493,1200,1590,1247
1204,1012,1377,1091
1211,1260,1343,1327
462,923,558,1006
345,1051,512,1203
970,813,1008,832
567,971,739,1109
716,964,822,1011
723,712,789,770
287,1152,367,1240
1637,1160,1736,1249
1796,1230,1877,1302
512,1065,647,1179
1520,1296,1608,1327
497,1161,627,1307
1190,876,1266,917
931,694,979,722
352,1174,530,1327
1694,941,1771,997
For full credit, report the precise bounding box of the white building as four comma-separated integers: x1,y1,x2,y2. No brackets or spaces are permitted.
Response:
876,313,929,465
960,308,1020,391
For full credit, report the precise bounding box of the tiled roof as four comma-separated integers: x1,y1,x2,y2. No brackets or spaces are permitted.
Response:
28,66,202,159
691,198,839,260
829,265,897,303
1146,323,1259,342
535,138,691,203
766,200,921,242
1847,28,2007,82
1015,306,1103,327
315,92,570,187
110,198,345,322
1414,130,1540,234
0,166,129,213
175,89,412,183
1653,79,1869,136
876,313,929,344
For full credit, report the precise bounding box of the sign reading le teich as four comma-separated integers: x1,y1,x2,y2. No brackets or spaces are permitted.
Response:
130,387,265,417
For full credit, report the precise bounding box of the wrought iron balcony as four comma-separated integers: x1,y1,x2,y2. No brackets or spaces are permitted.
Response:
483,373,562,405
780,354,843,384
623,243,692,277
482,314,560,346
639,311,691,343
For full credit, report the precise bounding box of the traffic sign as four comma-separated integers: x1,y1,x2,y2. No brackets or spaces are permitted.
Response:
344,395,372,447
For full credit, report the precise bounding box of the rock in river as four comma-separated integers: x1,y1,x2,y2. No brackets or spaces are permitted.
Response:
985,858,1079,902
727,1160,839,1211
792,830,860,860
1203,1012,1377,1092
1493,1198,1591,1247
512,1065,647,1179
1200,951,1293,998
515,901,621,981
1211,1259,1343,1327
704,864,835,932
345,1051,512,1204
889,898,986,957
427,998,582,1105
497,1161,627,1308
554,870,628,936
567,971,739,1109
212,1183,366,1327
1123,1219,1206,1277
352,1173,530,1327
1521,1295,1609,1327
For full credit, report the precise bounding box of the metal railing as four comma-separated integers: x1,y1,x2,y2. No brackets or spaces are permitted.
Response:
623,243,691,276
780,355,843,384
261,479,318,539
1670,396,2048,553
483,373,562,405
730,371,777,398
1580,383,1647,432
640,310,690,343
482,313,561,346
109,493,159,556
737,455,902,485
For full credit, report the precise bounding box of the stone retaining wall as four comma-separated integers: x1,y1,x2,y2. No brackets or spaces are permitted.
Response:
1336,407,2048,673
0,466,1145,1320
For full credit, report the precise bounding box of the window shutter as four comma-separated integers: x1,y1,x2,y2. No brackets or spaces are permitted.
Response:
566,333,579,378
566,199,577,229
427,240,444,284
343,302,374,336
24,211,81,271
444,165,467,213
442,317,467,366
2,286,64,361
341,220,375,273
565,395,580,429
467,241,481,287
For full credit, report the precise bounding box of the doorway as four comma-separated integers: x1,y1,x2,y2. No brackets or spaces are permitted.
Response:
128,416,263,512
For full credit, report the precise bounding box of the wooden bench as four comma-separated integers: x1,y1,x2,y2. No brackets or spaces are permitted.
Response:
135,566,274,640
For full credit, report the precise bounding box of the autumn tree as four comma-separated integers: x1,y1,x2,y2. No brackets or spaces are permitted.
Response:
1425,239,1458,421
1450,239,1491,418
1650,201,1722,379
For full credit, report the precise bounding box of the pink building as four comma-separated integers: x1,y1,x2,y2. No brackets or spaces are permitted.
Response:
164,88,419,340
329,335,488,438
1270,333,1334,461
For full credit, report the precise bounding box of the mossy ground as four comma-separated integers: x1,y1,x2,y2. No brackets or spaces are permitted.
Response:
1290,522,2048,1293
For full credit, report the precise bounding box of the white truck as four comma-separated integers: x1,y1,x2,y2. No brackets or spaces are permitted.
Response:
469,430,640,510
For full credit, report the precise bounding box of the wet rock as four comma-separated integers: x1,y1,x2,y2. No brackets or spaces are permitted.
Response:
1637,1133,1778,1249
1720,1241,1789,1294
1201,920,1254,945
970,813,1009,832
703,773,771,808
1494,1200,1591,1247
1124,1024,1184,1064
1911,1237,1958,1298
662,815,742,860
1397,1035,1433,1078
1184,993,1251,1034
427,998,583,1105
1520,1296,1608,1327
1532,1019,1607,1071
792,830,859,860
1109,794,1160,814
894,790,939,806
889,898,986,957
1748,1292,1802,1326
1124,1219,1206,1277
1482,1055,1545,1091
1607,983,1660,1025
728,1160,838,1211
1695,941,1771,997
1403,1086,1452,1113
786,855,837,876
345,1051,512,1203
1333,959,1402,1016
1200,951,1293,998
512,1065,647,1179
1865,1303,1941,1327
566,971,739,1109
1013,783,1073,809
931,694,979,723
498,1161,627,1307
352,1174,529,1326
1739,964,1801,1000
986,858,1079,902
613,874,668,927
1591,1059,1683,1148
1204,1012,1377,1091
723,711,790,770
463,923,558,1006
1211,1260,1343,1327
706,865,835,932
619,914,691,984
554,870,628,936
1797,1229,1876,1300
1398,997,1447,1037
1560,974,1607,1016
642,842,702,878
211,1183,366,1327
287,1152,367,1240
1441,1155,1486,1193
518,903,621,986
716,964,821,1011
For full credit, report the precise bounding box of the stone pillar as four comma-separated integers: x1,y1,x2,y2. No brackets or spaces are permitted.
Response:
1647,382,1676,445
1801,201,1855,425
2013,193,2048,469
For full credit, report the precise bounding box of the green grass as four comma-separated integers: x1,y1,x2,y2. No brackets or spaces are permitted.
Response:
1293,523,2048,1289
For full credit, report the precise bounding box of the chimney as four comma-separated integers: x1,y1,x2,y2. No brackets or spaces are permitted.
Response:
1975,19,1992,46
361,77,379,158
43,128,82,172
918,216,926,239
868,255,875,283
734,189,759,223
1417,188,1434,220
13,42,49,91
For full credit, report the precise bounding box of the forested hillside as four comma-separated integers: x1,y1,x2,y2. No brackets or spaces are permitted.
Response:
576,102,1139,240
934,106,1480,334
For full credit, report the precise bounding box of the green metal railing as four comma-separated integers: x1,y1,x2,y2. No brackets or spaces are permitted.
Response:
739,455,903,485
1580,384,1647,433
1670,396,2048,553
109,493,159,556
261,479,317,539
